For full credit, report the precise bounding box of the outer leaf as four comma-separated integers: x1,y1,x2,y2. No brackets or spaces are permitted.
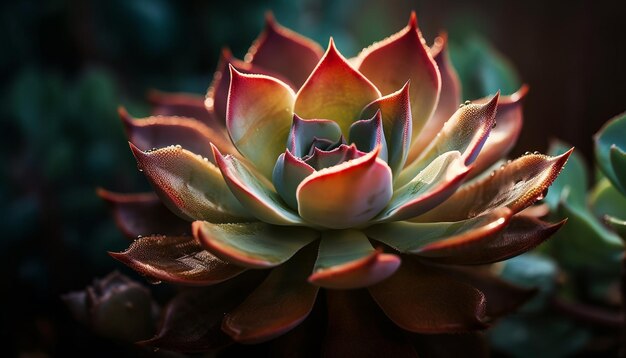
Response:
361,82,412,175
97,189,189,239
416,150,572,222
366,207,511,253
468,85,528,176
109,235,245,285
119,107,237,163
368,259,487,333
130,144,251,222
356,12,441,162
192,221,318,268
308,229,400,289
594,111,626,194
226,67,295,178
245,13,324,88
221,247,319,344
412,33,461,155
287,114,342,157
375,151,469,222
294,39,381,135
416,215,567,265
272,150,315,209
348,110,388,162
296,147,392,229
544,140,588,210
212,145,304,225
324,289,418,357
148,90,223,130
610,145,626,193
397,94,499,187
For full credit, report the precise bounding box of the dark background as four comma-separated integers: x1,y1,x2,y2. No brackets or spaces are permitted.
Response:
1,0,624,356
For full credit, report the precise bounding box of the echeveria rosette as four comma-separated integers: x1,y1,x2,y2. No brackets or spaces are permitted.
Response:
103,13,571,353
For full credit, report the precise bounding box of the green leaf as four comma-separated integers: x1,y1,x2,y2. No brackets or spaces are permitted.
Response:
594,111,626,194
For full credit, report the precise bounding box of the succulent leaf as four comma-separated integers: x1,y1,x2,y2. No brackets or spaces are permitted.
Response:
412,33,461,155
97,189,189,239
397,94,499,187
192,221,319,268
221,247,319,344
211,144,304,226
376,151,469,222
590,178,626,225
226,67,296,178
109,235,245,285
303,144,365,171
308,229,400,289
468,85,528,176
130,144,251,222
296,147,393,229
366,207,511,253
594,111,626,194
295,39,381,135
148,90,223,130
416,150,572,222
245,13,324,88
361,82,412,176
272,150,316,209
120,107,237,163
544,140,588,210
368,259,487,333
356,12,441,162
348,110,389,162
287,114,342,157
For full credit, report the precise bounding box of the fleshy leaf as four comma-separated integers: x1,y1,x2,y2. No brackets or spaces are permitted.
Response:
192,221,318,268
606,216,626,237
119,107,237,163
416,215,567,265
397,94,499,187
361,82,412,175
222,247,319,344
245,13,324,88
294,39,381,135
148,90,223,130
544,139,588,210
296,147,392,229
324,289,418,357
610,145,626,194
375,151,469,222
590,178,626,226
110,235,245,285
226,67,295,178
272,150,315,209
303,144,365,171
356,12,441,161
368,259,487,333
412,33,461,155
366,207,511,253
207,48,292,122
130,144,251,222
287,114,342,157
348,110,388,162
212,145,304,225
308,229,400,289
594,111,626,194
416,150,572,222
97,189,189,239
468,85,528,176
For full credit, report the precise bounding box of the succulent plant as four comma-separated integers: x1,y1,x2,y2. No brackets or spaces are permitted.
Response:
100,12,572,354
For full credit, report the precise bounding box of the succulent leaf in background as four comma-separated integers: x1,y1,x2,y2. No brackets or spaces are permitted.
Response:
92,12,572,354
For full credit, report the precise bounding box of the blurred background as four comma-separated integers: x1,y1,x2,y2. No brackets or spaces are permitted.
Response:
1,0,624,356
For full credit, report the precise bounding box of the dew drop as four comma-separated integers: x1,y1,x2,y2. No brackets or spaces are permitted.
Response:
175,144,182,149
524,151,531,156
492,121,497,128
464,100,471,105
533,151,540,155
459,103,464,108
